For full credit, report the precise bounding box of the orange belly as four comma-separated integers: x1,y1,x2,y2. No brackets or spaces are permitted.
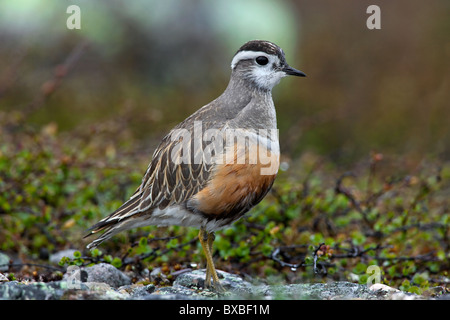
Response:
192,141,279,218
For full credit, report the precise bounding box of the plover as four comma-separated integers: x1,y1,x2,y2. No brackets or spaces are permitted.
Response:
85,40,305,291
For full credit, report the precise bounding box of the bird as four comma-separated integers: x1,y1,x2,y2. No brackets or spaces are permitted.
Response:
84,40,305,291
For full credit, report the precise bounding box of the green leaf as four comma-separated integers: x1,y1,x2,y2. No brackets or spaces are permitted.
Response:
112,257,122,268
412,272,429,286
407,286,422,295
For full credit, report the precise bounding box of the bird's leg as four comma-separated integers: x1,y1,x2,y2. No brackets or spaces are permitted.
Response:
207,232,225,290
199,228,212,287
198,227,225,292
204,233,212,286
206,231,215,283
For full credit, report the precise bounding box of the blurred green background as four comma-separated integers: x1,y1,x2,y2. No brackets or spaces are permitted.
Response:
1,0,449,165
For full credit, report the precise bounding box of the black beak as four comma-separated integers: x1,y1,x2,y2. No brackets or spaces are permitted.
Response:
283,65,306,77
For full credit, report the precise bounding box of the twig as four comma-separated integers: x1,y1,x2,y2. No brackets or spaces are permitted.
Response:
331,244,390,259
313,243,333,274
121,235,184,261
0,263,64,272
271,244,332,274
23,41,89,116
335,172,373,228
129,235,182,248
122,238,198,266
374,251,438,263
270,245,308,269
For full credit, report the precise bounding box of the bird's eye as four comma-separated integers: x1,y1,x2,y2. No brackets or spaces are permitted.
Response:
255,56,269,66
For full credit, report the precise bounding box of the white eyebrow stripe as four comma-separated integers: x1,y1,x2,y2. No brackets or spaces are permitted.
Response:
231,50,275,70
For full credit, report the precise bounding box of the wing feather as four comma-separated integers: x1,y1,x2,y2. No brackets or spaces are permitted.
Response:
85,127,217,244
85,98,238,248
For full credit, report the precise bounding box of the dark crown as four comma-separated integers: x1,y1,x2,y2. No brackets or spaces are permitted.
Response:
235,40,286,63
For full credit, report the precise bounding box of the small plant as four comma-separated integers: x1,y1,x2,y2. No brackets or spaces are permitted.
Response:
1,111,448,292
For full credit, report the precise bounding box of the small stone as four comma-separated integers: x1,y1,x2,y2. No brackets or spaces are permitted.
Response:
119,283,156,298
63,263,131,288
0,273,8,282
369,283,400,293
49,249,78,264
422,286,448,298
150,267,162,277
0,252,10,272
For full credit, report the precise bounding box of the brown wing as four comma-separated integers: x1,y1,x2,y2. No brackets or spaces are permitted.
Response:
138,132,214,212
136,102,225,213
85,129,214,238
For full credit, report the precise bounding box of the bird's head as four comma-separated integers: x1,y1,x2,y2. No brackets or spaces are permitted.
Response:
230,40,306,91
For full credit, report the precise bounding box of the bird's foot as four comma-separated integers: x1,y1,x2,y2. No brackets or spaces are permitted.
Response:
204,277,226,293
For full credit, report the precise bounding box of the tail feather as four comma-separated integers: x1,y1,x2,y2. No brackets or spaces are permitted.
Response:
85,227,118,249
84,193,142,249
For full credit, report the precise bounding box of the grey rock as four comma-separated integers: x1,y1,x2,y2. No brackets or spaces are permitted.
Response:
49,249,78,264
64,263,131,288
0,281,67,300
146,286,209,300
249,281,423,300
264,282,381,300
0,252,10,272
0,268,432,300
174,269,252,293
118,283,156,297
150,267,162,277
